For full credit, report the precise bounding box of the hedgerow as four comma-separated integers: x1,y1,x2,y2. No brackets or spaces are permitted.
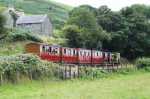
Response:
0,54,59,84
136,57,150,70
5,28,43,42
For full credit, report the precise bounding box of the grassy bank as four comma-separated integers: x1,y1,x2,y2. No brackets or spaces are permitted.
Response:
0,71,150,99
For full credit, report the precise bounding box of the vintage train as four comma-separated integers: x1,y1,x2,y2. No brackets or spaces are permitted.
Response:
25,43,120,65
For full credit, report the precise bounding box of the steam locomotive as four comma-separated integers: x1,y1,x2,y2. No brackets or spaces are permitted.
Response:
25,43,120,65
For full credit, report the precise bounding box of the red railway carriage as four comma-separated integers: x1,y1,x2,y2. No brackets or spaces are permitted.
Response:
25,43,118,65
102,52,112,62
78,48,91,64
92,50,103,64
61,47,78,64
41,44,61,62
25,43,61,63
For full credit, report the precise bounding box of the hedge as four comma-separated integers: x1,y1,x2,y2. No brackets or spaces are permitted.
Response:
0,54,59,84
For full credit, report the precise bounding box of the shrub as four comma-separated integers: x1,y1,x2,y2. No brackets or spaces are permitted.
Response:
78,67,109,80
136,57,150,70
0,54,59,84
9,32,27,41
25,33,43,42
6,28,43,42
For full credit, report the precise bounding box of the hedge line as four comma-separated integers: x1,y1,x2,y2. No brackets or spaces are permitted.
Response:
0,54,59,84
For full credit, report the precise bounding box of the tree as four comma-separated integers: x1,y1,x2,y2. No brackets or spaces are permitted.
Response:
97,5,111,15
114,5,150,59
0,13,7,40
67,6,109,49
74,5,97,16
63,25,82,48
65,4,150,59
97,6,125,32
97,5,150,59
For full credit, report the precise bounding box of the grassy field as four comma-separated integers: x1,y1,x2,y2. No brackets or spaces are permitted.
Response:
0,71,150,99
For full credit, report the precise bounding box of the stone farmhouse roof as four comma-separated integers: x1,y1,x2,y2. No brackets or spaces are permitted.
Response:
16,14,47,24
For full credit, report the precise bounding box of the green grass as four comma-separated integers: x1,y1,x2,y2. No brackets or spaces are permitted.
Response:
0,71,150,99
0,0,72,29
0,41,31,56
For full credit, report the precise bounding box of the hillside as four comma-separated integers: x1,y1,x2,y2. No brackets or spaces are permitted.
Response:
0,0,72,29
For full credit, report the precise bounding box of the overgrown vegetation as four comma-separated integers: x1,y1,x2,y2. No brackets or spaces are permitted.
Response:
0,12,7,40
136,57,150,70
0,54,59,84
5,28,43,42
0,28,43,56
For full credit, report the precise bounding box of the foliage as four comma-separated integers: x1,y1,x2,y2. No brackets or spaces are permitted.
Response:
97,5,150,59
65,7,110,49
0,12,7,40
41,36,67,46
65,4,150,59
63,25,82,47
136,57,150,70
0,39,31,56
5,28,43,42
78,67,109,80
0,54,59,84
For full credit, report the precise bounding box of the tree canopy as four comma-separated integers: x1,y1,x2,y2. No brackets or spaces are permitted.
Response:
64,4,150,59
66,7,109,49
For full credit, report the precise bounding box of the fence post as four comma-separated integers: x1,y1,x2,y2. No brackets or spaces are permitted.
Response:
64,66,67,79
69,65,71,79
78,65,80,78
0,74,3,85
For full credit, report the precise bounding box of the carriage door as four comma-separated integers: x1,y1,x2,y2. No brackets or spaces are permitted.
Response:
51,46,60,62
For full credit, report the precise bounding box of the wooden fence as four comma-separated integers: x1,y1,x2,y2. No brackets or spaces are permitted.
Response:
57,63,133,79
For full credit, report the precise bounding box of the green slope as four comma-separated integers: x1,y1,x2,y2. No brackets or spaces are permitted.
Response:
0,0,73,29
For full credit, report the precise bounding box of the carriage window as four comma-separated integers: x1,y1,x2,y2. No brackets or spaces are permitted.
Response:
48,47,51,52
103,52,105,58
97,52,99,56
51,47,58,55
80,51,82,56
64,49,66,54
42,46,45,52
73,50,76,55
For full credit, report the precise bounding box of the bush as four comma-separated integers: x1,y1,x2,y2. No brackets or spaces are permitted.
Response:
0,54,59,84
25,33,43,42
0,13,7,40
6,28,43,42
78,67,109,80
136,57,150,70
